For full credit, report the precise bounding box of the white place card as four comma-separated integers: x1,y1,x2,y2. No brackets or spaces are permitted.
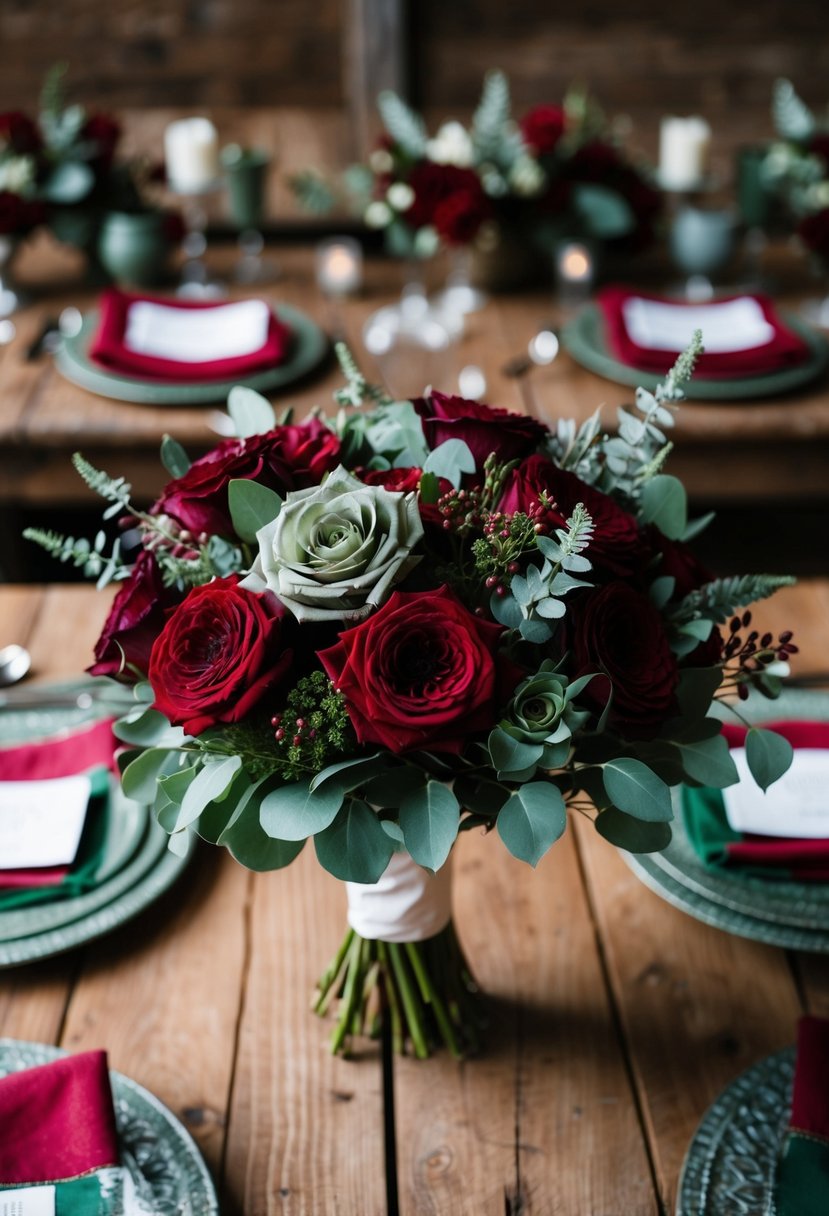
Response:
622,296,776,353
723,748,829,838
123,298,270,363
0,774,91,870
0,1186,56,1216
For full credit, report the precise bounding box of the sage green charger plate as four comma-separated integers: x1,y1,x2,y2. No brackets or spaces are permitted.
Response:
624,690,829,950
676,1047,792,1215
0,694,196,966
55,300,329,405
0,1038,218,1214
562,304,829,400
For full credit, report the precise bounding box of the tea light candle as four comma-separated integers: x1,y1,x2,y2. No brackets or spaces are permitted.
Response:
164,118,220,194
556,242,594,286
316,237,363,296
659,116,711,191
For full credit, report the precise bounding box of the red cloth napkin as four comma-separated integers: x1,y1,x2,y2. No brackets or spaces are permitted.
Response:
0,719,116,890
88,288,294,381
0,1050,119,1184
722,721,829,876
597,286,810,378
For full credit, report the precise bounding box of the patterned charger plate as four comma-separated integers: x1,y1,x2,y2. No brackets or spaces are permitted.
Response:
0,1038,218,1214
676,1047,792,1215
55,301,329,405
624,690,829,950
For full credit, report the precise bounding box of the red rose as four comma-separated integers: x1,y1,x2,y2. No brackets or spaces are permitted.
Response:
520,105,566,156
155,419,341,537
0,111,42,155
570,583,679,740
0,191,44,237
799,209,829,263
406,162,489,239
499,455,644,578
416,391,547,469
81,113,121,174
148,576,293,736
358,466,450,528
318,585,521,754
88,550,177,682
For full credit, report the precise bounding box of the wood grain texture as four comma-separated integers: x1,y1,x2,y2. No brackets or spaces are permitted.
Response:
395,829,658,1216
222,847,387,1216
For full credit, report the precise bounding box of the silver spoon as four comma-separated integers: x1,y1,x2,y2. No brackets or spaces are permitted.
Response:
0,644,32,688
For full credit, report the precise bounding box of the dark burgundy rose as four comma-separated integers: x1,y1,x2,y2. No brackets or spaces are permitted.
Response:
0,191,44,236
571,583,679,740
88,550,176,682
358,466,450,528
318,585,522,754
406,162,488,237
432,186,491,245
154,419,341,537
799,209,829,263
416,391,547,468
81,113,121,174
148,576,293,736
499,455,645,578
0,111,42,155
646,528,714,601
520,105,566,156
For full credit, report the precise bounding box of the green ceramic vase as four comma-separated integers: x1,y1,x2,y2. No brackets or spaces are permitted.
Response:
97,210,171,287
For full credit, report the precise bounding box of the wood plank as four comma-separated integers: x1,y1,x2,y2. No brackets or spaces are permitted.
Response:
223,847,387,1216
396,829,657,1216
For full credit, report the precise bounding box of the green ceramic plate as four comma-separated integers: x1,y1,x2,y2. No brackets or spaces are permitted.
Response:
623,690,829,950
561,304,829,400
55,300,329,405
676,1047,792,1215
0,1038,218,1214
0,694,196,965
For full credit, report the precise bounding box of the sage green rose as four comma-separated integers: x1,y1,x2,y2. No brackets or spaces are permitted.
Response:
242,466,423,623
495,661,594,771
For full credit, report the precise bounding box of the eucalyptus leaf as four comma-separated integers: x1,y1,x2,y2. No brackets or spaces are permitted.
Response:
42,160,95,204
571,183,635,238
160,434,191,478
260,778,344,841
361,766,426,807
399,780,460,872
422,438,476,489
309,752,385,794
496,783,567,867
676,733,739,788
113,707,184,749
675,667,723,720
745,727,794,793
314,800,394,883
121,747,181,804
219,777,306,871
640,474,687,541
596,808,672,853
488,727,543,776
227,386,276,438
228,479,283,543
175,755,243,830
602,758,673,822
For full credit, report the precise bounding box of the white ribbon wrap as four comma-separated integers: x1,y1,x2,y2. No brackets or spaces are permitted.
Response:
345,851,453,942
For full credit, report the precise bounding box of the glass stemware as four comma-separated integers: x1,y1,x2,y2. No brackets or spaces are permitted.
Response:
221,144,277,285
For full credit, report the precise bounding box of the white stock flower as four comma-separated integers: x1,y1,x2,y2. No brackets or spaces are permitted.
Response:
0,155,35,195
508,155,546,198
426,122,474,168
387,181,415,211
242,467,424,623
365,201,393,228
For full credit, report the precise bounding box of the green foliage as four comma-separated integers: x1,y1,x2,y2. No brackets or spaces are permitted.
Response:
746,727,794,792
675,734,739,788
399,781,460,872
570,184,635,238
639,474,688,540
71,452,132,510
227,386,276,437
289,169,338,215
333,342,393,410
22,526,127,589
422,438,476,489
673,574,797,626
596,808,672,853
471,70,512,163
601,758,673,822
260,778,345,841
227,479,282,543
773,79,816,143
377,91,428,158
314,799,395,883
496,783,567,866
160,434,191,478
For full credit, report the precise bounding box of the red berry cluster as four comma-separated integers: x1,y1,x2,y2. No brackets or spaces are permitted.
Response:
438,487,484,534
270,713,318,748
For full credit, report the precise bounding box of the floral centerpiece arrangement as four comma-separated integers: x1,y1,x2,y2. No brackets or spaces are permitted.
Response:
294,72,660,270
26,342,796,1059
763,79,829,266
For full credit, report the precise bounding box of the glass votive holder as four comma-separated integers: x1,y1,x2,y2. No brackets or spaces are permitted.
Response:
363,301,456,400
316,237,364,297
554,241,595,312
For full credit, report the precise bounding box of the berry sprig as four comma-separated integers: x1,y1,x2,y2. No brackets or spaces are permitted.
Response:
472,496,561,598
268,671,355,780
720,610,798,699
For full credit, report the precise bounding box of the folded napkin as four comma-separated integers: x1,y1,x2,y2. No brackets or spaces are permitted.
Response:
0,1049,122,1215
774,1016,829,1216
0,720,116,908
683,721,829,880
89,288,294,381
597,287,811,379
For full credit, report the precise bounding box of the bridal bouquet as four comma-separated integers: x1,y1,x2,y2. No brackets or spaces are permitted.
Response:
293,72,661,262
764,79,829,263
27,341,795,1058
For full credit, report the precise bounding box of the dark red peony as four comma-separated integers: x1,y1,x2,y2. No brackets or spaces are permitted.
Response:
406,162,490,242
318,585,521,754
570,583,679,739
520,105,566,156
81,113,121,175
416,391,547,468
499,455,645,578
799,208,829,263
154,419,341,537
148,576,293,736
0,111,42,155
88,550,177,681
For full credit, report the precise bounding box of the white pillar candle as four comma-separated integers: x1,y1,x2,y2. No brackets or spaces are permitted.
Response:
316,237,363,296
164,118,220,194
659,116,711,191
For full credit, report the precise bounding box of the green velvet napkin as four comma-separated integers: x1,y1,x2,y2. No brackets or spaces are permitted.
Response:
774,1017,829,1215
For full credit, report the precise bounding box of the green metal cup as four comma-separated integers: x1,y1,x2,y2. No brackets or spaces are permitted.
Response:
222,145,272,231
737,145,773,230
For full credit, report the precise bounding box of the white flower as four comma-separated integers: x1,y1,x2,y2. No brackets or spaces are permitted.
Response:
242,467,424,623
365,200,393,229
427,122,474,168
387,182,415,211
369,148,394,175
508,155,546,198
0,155,35,195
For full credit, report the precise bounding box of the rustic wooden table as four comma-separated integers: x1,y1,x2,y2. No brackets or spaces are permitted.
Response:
1,579,828,1214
